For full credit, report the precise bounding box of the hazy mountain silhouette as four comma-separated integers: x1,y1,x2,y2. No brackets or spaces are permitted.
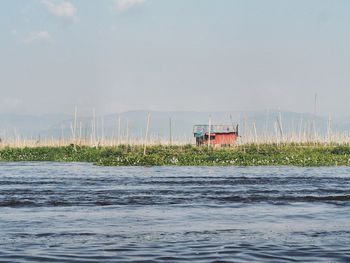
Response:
0,110,346,141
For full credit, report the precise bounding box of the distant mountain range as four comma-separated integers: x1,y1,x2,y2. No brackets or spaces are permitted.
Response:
0,110,349,141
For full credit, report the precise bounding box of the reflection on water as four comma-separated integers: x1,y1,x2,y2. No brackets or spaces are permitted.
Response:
0,163,350,262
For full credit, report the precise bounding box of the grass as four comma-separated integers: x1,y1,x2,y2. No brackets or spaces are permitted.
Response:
1,143,350,166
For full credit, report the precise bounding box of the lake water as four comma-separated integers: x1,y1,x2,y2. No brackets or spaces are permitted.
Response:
1,163,350,262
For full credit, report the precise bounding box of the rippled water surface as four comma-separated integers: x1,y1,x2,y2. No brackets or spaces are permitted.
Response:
1,163,350,262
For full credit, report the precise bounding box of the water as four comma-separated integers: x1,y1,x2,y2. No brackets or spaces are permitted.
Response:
1,163,350,262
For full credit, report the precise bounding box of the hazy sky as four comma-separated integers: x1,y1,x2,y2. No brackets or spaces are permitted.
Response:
1,0,349,115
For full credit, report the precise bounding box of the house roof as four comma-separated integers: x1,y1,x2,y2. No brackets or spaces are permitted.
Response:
193,125,237,137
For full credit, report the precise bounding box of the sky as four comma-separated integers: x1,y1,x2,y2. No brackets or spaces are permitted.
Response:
0,0,350,116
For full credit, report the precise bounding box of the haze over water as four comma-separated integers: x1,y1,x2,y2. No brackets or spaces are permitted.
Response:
1,163,350,262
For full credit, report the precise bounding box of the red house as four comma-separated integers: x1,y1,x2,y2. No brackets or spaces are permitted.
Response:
193,124,239,146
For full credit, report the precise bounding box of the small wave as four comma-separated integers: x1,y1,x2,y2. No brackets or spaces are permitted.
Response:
214,195,350,203
0,199,35,207
1,194,350,207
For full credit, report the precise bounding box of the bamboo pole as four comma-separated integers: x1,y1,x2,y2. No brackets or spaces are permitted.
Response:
274,121,279,145
253,121,258,144
92,108,96,147
208,116,212,149
143,113,151,156
79,121,82,145
264,108,270,141
126,118,129,145
298,116,303,144
327,113,332,144
169,117,172,146
101,117,105,145
73,106,77,145
277,112,284,143
118,116,121,146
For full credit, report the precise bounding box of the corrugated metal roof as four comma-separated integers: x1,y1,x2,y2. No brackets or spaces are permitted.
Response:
193,125,236,136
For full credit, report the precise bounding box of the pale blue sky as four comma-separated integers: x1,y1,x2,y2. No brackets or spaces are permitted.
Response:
1,0,349,115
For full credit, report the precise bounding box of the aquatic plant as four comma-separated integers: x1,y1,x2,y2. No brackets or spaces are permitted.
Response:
1,144,350,166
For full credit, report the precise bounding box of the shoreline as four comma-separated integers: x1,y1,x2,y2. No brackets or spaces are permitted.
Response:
1,144,350,167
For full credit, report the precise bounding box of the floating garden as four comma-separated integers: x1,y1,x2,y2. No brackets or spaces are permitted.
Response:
1,144,350,166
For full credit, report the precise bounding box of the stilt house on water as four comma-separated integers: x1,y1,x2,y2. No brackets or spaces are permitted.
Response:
193,124,239,146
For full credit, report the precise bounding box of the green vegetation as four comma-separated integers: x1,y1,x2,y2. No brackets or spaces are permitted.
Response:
1,144,350,166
